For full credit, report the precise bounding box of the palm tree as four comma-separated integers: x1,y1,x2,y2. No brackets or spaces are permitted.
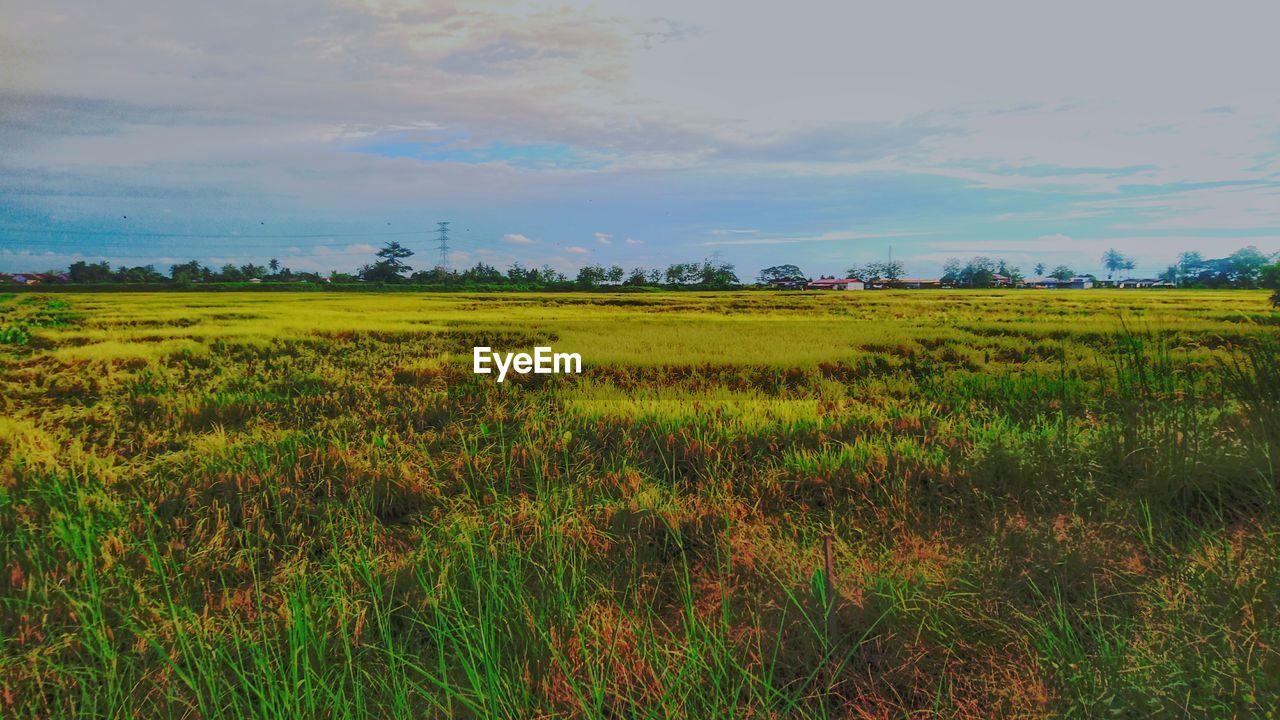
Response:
1102,249,1133,279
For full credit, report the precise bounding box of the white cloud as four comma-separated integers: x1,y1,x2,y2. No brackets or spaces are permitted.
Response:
564,245,589,254
3,0,1279,270
703,230,925,247
625,237,643,245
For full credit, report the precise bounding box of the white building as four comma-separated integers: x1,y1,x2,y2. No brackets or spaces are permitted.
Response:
806,278,865,291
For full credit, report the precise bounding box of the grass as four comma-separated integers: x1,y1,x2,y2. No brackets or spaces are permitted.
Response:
1,289,1278,718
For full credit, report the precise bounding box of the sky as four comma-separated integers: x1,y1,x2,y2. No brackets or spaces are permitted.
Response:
2,0,1279,278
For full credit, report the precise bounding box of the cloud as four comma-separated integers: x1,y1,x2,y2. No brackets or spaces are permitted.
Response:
594,231,611,244
564,245,588,254
703,231,925,247
714,123,949,164
625,237,643,245
3,0,1280,274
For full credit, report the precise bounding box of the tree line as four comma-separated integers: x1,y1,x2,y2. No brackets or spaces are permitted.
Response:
26,241,1280,292
52,242,741,290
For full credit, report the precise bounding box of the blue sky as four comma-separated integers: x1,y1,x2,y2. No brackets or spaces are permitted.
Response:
2,0,1279,278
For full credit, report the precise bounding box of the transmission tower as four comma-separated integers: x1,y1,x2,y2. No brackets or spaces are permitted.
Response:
435,221,451,270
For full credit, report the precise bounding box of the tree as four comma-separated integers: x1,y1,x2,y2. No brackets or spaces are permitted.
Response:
605,265,625,285
369,241,414,280
68,260,114,283
409,267,454,284
698,261,739,288
962,257,996,288
576,264,606,288
115,265,166,283
758,264,804,284
359,263,400,282
268,258,280,274
240,263,266,280
169,260,207,283
941,259,962,286
1225,246,1269,288
1260,260,1280,290
845,263,865,280
625,267,649,286
507,262,529,283
1102,249,1133,279
541,265,566,284
1049,265,1075,281
1033,263,1046,276
459,262,503,284
216,264,243,282
1176,251,1206,286
1003,262,1024,284
865,260,905,282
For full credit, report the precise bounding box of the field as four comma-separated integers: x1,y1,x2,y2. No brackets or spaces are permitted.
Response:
2,289,1279,718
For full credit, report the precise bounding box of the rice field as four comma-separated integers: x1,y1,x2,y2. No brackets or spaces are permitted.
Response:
2,289,1278,718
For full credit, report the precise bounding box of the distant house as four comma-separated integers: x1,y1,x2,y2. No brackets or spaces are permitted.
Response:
4,272,69,285
765,277,807,290
1025,276,1093,289
886,277,942,289
991,273,1013,286
1025,276,1059,289
807,278,865,291
1119,278,1157,288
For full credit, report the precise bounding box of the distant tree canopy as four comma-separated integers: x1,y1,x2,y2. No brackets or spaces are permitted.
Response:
858,260,905,282
1261,260,1280,290
68,261,115,283
757,265,805,284
942,256,997,288
360,241,415,281
1164,247,1273,288
996,259,1023,283
1102,249,1136,279
1049,265,1076,281
27,242,1280,292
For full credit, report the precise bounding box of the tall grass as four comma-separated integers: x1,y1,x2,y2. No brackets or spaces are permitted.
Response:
2,290,1278,717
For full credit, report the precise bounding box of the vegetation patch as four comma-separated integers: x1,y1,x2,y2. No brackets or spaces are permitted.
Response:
1,290,1277,718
